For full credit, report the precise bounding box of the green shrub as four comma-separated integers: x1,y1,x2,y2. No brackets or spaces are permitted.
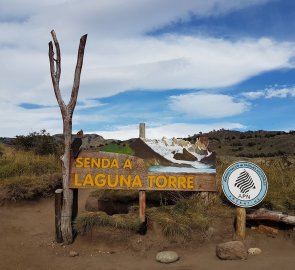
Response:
14,129,61,156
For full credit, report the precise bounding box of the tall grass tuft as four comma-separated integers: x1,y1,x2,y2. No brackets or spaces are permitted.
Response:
74,211,141,234
147,195,209,239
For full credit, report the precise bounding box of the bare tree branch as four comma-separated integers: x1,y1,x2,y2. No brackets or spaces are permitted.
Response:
68,34,88,113
48,32,66,116
50,30,61,83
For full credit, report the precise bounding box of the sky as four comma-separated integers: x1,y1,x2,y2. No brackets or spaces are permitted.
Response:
1,0,295,139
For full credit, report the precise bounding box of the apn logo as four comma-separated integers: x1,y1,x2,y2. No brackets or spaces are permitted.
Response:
235,170,256,194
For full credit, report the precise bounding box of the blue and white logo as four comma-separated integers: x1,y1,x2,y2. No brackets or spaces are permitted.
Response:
222,161,268,208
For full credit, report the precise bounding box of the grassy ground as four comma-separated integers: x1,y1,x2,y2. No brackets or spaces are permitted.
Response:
100,143,134,155
0,143,61,202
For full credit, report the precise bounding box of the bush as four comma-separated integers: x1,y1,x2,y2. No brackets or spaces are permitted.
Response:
14,129,61,156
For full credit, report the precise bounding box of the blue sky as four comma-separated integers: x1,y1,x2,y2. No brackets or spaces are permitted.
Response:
1,0,295,139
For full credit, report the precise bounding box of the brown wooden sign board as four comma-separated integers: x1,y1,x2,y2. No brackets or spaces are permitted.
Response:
70,151,216,191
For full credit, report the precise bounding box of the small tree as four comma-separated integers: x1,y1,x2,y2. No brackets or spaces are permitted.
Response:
49,30,87,244
14,129,61,155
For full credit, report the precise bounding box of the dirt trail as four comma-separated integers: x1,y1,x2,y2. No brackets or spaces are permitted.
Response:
0,190,294,270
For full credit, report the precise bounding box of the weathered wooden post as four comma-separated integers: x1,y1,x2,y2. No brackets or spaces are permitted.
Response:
55,189,63,243
49,30,87,244
139,123,145,139
236,207,246,239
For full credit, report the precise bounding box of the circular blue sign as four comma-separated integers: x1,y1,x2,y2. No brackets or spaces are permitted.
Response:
222,161,268,208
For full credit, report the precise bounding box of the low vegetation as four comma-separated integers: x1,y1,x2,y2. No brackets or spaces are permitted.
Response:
75,209,141,234
13,129,62,155
0,143,61,203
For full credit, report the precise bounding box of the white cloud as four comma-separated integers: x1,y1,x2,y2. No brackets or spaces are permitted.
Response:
242,86,295,99
241,91,265,99
94,122,246,140
169,93,249,118
0,0,291,136
265,87,295,98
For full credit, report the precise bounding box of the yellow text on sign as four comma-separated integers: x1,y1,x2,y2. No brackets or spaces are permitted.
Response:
75,157,133,169
73,173,195,190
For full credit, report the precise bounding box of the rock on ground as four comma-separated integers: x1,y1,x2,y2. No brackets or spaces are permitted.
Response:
257,225,278,235
248,248,262,255
216,241,247,260
69,251,79,257
156,251,179,264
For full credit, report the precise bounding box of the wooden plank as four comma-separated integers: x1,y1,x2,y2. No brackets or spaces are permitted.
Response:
236,207,246,239
55,189,63,243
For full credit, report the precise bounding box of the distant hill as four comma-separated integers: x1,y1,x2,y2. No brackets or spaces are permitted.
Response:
1,129,295,157
183,130,295,157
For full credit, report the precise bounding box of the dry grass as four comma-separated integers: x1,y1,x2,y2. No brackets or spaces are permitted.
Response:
147,194,210,239
0,143,61,202
74,211,141,234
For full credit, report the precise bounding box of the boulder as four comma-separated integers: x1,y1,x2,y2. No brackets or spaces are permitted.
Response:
248,248,262,255
156,251,179,264
216,241,247,260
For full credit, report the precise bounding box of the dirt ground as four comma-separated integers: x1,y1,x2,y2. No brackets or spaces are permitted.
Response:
0,189,294,270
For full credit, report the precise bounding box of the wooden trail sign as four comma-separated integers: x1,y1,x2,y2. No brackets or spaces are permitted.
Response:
70,151,216,192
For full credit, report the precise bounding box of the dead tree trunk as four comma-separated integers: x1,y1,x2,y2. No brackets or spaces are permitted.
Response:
246,208,295,226
49,30,87,244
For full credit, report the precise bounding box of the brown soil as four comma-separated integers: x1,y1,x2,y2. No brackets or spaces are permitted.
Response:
0,189,295,270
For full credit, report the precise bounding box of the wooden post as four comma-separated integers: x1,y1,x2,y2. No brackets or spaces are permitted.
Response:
72,188,78,220
55,189,63,243
139,123,145,139
236,207,246,239
49,30,87,244
139,190,146,223
138,123,147,233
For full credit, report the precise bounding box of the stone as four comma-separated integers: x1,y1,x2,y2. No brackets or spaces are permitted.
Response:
216,241,247,260
257,225,278,235
156,251,179,264
69,251,79,257
248,248,262,255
